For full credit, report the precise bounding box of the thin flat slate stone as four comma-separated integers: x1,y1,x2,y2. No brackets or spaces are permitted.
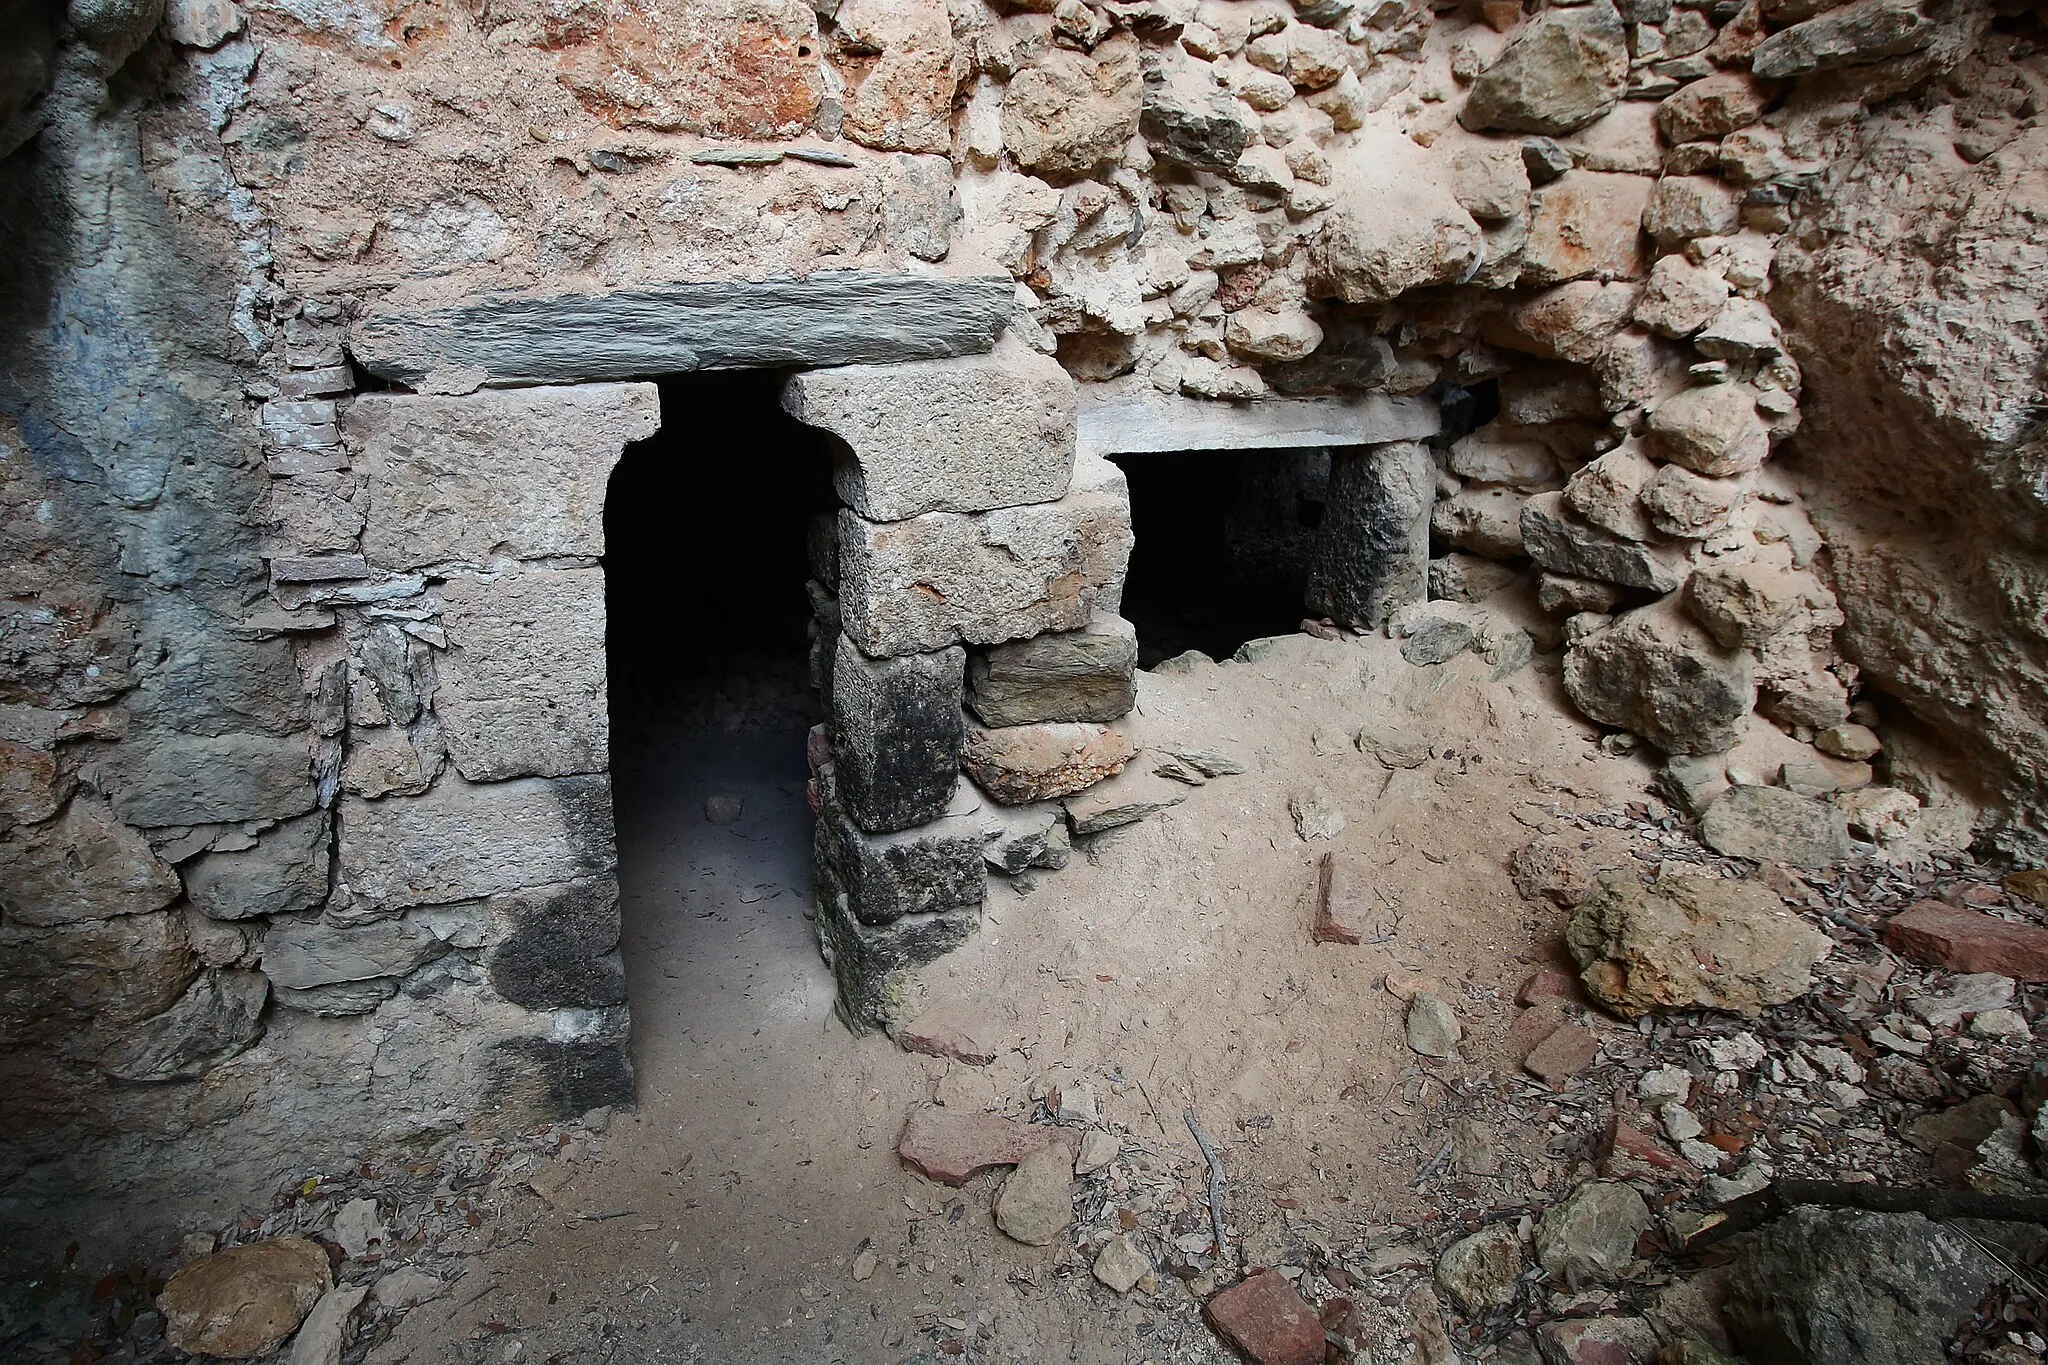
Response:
1076,390,1440,457
348,272,1016,387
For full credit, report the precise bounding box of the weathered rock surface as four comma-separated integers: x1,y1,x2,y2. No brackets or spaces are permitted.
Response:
436,568,608,781
1406,992,1463,1057
1141,58,1257,170
1522,170,1654,284
346,384,659,567
1564,601,1754,754
1723,1209,1995,1365
1699,785,1852,867
967,614,1136,727
0,794,182,926
815,768,987,925
1460,1,1630,136
1206,1270,1325,1365
837,455,1132,657
962,721,1136,804
1002,39,1143,181
181,809,331,921
1305,441,1433,628
287,1283,368,1365
264,916,453,991
1648,383,1771,476
783,339,1077,521
101,969,269,1082
1750,0,1935,79
1308,132,1484,304
1685,553,1811,648
1536,1181,1649,1284
1566,867,1833,1016
348,274,1016,387
1434,486,1529,560
832,639,966,833
1437,1223,1523,1314
158,1237,332,1358
994,1141,1075,1245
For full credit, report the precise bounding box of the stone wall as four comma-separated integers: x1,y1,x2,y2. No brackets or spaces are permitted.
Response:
2,0,2041,1247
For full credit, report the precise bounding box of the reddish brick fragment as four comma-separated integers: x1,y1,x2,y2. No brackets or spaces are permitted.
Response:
1882,901,2048,981
1536,1315,1661,1364
1517,967,1581,1006
1314,851,1370,945
1524,1021,1601,1084
1205,1270,1324,1365
897,1109,1054,1186
1597,1116,1699,1184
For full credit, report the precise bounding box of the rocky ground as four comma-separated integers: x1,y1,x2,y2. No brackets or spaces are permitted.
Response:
9,618,2048,1365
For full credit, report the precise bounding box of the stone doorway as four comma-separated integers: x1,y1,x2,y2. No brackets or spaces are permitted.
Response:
1111,447,1333,667
602,371,838,1079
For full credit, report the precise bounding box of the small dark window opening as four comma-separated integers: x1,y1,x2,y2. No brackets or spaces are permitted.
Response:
1109,448,1331,668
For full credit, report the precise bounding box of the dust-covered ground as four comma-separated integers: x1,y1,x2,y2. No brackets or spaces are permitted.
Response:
19,624,2048,1365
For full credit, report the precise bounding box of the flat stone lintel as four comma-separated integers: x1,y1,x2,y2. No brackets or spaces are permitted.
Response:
349,272,1016,388
1076,390,1442,457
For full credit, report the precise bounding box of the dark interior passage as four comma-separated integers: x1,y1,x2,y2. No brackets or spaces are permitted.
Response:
602,371,840,1067
1110,448,1330,667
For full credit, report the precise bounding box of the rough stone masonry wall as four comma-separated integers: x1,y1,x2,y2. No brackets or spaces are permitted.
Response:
1,0,2043,1246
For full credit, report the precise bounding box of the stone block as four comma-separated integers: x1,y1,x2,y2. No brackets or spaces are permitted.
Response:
347,384,658,569
1063,771,1188,834
1522,170,1654,285
435,569,608,781
101,968,269,1082
967,614,1137,727
1308,130,1484,303
1882,901,2048,982
336,773,615,913
182,808,331,921
1205,1270,1324,1365
0,911,197,1034
348,273,1015,388
1076,390,1439,457
962,721,1137,804
1305,441,1433,630
832,637,965,834
1314,850,1372,944
1521,491,1691,593
816,767,987,926
484,878,627,1010
1460,0,1630,135
1564,600,1754,754
0,794,182,927
837,454,1132,658
784,341,1076,523
263,914,458,990
816,854,979,1030
105,732,317,828
978,800,1072,874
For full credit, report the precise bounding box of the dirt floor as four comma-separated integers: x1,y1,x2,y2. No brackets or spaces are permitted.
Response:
26,619,2046,1364
346,625,1653,1364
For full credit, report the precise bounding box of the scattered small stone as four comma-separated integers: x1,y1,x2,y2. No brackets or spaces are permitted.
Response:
1535,1181,1651,1284
1092,1233,1151,1293
704,794,744,825
1815,722,1881,761
330,1197,385,1260
1600,1116,1700,1184
369,1268,442,1310
994,1142,1075,1246
897,1108,1057,1185
1076,1129,1121,1175
1406,992,1463,1058
1971,1007,2030,1040
1435,1222,1523,1314
1384,969,1445,1002
1290,787,1345,841
1052,1081,1098,1124
158,1236,333,1358
287,1283,368,1365
1906,972,2014,1028
1637,1065,1692,1104
1167,746,1245,777
1510,839,1597,908
1882,901,2048,981
1900,1094,2017,1155
1356,725,1432,769
1315,851,1372,945
851,1248,877,1281
1402,617,1477,666
1525,1021,1601,1083
1536,1316,1662,1365
1205,1269,1324,1365
1063,773,1188,835
1702,1162,1771,1205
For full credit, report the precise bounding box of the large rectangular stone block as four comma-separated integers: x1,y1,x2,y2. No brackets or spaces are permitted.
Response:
347,384,659,570
815,766,987,926
967,613,1137,727
348,273,1015,388
337,773,614,912
782,337,1076,521
838,453,1133,657
815,858,979,1031
1305,441,1434,629
483,878,627,1011
105,732,317,828
832,636,965,834
435,569,608,781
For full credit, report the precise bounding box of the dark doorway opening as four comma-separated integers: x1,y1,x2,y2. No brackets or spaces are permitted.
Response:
1110,448,1329,667
603,370,838,1070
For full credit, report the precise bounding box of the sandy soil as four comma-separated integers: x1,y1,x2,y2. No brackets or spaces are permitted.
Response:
358,628,1657,1364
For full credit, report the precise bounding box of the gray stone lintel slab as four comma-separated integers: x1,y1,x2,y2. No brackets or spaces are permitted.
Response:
1076,390,1442,457
349,272,1017,387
